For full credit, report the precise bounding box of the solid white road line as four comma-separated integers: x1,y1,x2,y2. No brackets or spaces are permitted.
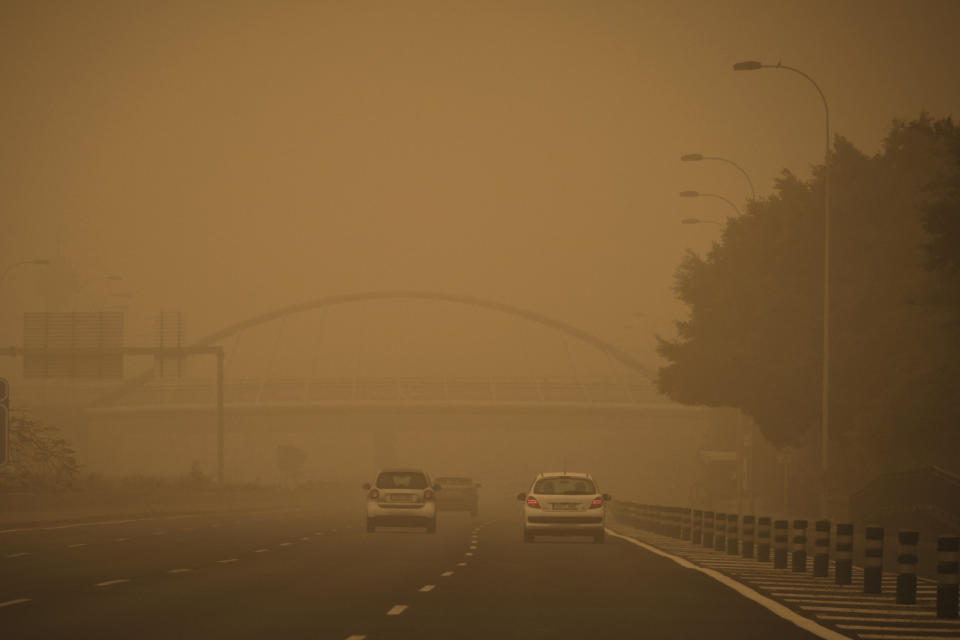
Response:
67,543,87,548
254,549,270,553
95,579,130,587
0,599,31,608
838,624,960,632
441,571,454,577
857,636,960,640
167,569,192,574
386,605,408,616
419,585,436,592
4,552,30,558
217,558,239,564
607,528,851,640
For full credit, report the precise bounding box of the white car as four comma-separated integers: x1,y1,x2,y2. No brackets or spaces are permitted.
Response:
517,472,611,543
363,467,440,533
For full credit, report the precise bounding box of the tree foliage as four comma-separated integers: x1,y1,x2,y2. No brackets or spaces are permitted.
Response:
0,414,80,489
657,115,960,489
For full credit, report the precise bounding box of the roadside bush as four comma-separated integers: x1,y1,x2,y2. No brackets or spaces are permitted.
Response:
0,414,80,490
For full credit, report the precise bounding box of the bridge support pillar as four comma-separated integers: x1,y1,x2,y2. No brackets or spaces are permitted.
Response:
373,429,397,470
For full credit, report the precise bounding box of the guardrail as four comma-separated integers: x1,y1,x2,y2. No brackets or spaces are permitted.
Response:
609,501,959,619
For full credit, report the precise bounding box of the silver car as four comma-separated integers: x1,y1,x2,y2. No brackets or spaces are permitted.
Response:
363,467,440,533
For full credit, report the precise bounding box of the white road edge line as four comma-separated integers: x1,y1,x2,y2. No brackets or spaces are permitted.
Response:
0,598,31,608
606,528,851,640
386,605,408,616
419,585,436,592
95,579,130,587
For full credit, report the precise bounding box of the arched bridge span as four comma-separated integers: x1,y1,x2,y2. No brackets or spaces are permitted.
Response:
92,290,655,407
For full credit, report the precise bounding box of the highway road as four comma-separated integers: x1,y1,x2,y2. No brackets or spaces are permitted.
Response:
0,500,824,639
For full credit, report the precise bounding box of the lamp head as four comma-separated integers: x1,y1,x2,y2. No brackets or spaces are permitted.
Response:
733,60,763,71
32,259,52,265
680,153,704,162
680,218,701,225
679,190,700,198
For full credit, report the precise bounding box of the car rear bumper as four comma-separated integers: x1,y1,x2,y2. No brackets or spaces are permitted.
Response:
367,502,436,521
524,511,605,534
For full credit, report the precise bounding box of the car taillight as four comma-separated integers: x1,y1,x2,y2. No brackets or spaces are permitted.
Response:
424,489,435,500
526,496,541,508
368,489,380,500
590,496,603,509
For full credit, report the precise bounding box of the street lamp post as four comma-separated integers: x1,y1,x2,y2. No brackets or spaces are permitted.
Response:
679,190,743,216
681,153,756,201
734,60,831,511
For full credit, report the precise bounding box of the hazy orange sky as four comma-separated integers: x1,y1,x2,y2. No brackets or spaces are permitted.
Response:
2,0,959,378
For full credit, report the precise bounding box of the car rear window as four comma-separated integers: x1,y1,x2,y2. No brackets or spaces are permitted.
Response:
436,477,472,485
376,471,429,489
534,477,596,495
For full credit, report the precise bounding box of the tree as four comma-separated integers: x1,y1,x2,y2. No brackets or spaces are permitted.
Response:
0,414,80,489
657,115,960,492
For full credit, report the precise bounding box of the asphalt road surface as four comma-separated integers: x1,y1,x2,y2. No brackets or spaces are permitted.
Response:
1,500,823,639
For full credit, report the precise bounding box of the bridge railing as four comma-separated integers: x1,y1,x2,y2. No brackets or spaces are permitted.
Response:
16,376,663,408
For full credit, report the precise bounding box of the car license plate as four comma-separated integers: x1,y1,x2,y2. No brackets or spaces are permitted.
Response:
390,494,415,502
553,503,578,511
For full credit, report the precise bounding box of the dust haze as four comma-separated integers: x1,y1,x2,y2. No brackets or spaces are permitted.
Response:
2,2,959,637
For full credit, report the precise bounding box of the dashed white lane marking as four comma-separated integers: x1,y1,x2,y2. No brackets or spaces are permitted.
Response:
95,579,130,587
153,531,167,536
469,545,477,550
217,558,239,564
607,528,850,640
440,571,454,577
344,635,366,639
315,532,325,536
67,543,87,548
167,569,192,574
114,538,129,542
254,549,270,553
300,537,310,541
5,552,30,558
419,585,436,592
465,552,473,556
386,605,408,616
0,599,31,608
456,562,467,566
279,542,292,547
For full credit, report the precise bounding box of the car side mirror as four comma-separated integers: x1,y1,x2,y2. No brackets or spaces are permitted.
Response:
603,493,612,501
362,483,371,490
516,492,526,501
433,484,442,491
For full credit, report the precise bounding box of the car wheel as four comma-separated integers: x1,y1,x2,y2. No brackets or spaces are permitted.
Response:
593,532,605,544
523,530,535,543
366,519,376,533
426,518,437,534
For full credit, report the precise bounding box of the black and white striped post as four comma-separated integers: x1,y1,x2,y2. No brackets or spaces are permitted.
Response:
714,512,726,552
896,530,919,605
774,519,789,569
937,535,959,619
726,514,739,555
757,517,772,562
864,526,884,594
791,519,808,572
813,520,830,578
702,511,715,548
742,515,755,559
692,509,703,544
835,523,854,585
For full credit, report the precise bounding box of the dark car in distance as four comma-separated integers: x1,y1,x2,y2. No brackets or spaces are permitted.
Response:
436,476,481,516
